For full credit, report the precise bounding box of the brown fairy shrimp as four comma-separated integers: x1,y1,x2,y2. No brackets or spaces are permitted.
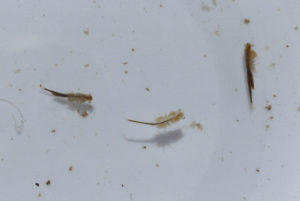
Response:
42,87,92,103
128,109,184,128
244,43,257,104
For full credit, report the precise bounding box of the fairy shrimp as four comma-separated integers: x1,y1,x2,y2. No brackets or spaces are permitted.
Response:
42,87,92,103
244,43,257,104
128,109,184,128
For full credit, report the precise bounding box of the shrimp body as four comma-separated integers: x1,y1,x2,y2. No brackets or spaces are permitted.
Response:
244,43,256,104
66,93,93,103
128,109,184,128
43,87,92,103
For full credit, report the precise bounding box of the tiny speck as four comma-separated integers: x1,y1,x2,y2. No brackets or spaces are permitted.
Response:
286,45,289,48
203,54,207,58
121,184,125,188
38,193,42,197
142,145,147,149
297,107,300,112
155,164,159,168
15,69,21,73
124,70,128,74
190,121,203,130
122,62,128,65
256,168,260,173
160,4,163,7
83,28,89,35
265,105,272,111
201,2,210,11
131,48,135,52
35,183,40,187
266,125,270,129
269,116,274,120
46,180,51,186
84,64,89,68
273,94,277,98
295,26,298,31
145,88,150,92
212,0,217,6
77,110,88,117
244,19,250,24
51,129,56,133
269,63,276,69
264,45,270,51
69,166,73,171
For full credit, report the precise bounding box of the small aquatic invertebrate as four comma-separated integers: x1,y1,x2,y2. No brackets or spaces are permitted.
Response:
42,87,92,103
128,109,184,128
244,43,257,104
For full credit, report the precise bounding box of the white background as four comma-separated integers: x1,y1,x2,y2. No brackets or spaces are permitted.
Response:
0,0,300,200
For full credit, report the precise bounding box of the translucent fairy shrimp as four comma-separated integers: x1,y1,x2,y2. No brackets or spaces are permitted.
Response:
128,109,184,128
42,87,92,103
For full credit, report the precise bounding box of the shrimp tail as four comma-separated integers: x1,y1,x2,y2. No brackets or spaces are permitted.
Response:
43,87,68,97
247,69,254,104
128,119,159,125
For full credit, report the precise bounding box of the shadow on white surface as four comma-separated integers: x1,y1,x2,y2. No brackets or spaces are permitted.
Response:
124,129,184,147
